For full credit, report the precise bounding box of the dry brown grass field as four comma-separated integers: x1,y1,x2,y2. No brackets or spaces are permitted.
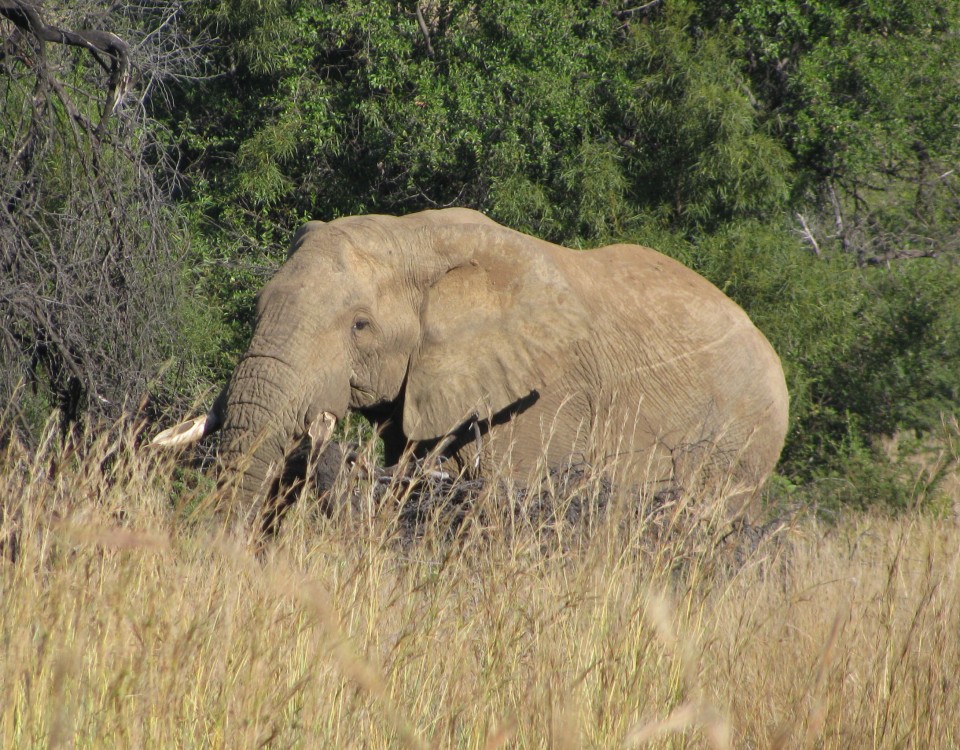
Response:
2,421,959,749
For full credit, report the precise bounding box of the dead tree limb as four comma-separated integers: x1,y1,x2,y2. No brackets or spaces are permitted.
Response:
614,0,665,20
0,0,130,131
415,3,434,57
796,213,822,257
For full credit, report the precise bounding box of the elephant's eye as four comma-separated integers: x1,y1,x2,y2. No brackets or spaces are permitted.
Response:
352,318,370,332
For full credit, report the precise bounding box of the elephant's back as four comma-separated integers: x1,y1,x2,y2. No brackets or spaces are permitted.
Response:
565,242,789,493
566,243,767,367
579,243,747,326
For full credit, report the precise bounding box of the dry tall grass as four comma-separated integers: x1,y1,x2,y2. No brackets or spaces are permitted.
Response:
1,421,959,749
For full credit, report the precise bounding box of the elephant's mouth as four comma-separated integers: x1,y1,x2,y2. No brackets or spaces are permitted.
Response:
348,380,380,408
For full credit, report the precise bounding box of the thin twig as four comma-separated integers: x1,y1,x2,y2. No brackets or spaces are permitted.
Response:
796,213,821,257
415,3,434,57
614,0,664,20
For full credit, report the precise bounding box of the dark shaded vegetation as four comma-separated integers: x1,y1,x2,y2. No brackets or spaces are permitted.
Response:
4,0,959,510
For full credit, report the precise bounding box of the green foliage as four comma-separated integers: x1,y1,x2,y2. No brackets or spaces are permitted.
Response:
167,0,792,244
829,261,960,437
614,3,792,230
715,0,960,261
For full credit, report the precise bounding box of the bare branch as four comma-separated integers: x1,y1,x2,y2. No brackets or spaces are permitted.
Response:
826,180,851,255
614,0,664,21
796,213,821,257
0,0,130,130
415,3,434,57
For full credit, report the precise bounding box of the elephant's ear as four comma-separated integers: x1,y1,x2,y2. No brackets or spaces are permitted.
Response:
402,224,588,442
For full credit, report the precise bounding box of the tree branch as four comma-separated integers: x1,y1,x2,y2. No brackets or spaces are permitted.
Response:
614,0,664,20
415,3,434,57
796,213,821,257
0,0,130,130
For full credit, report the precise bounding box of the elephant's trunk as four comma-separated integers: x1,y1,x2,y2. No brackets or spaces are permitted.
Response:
218,353,304,518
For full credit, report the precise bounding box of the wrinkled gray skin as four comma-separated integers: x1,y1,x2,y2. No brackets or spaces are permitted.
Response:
157,208,789,527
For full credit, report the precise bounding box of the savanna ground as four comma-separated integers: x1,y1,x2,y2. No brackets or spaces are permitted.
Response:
2,421,959,749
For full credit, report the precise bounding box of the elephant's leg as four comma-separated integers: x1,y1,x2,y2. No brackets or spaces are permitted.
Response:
357,400,409,467
378,417,410,467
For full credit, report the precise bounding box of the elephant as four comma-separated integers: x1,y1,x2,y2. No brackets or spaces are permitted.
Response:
153,208,789,527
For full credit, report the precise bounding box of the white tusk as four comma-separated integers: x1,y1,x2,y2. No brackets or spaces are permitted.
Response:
308,411,337,444
150,414,208,447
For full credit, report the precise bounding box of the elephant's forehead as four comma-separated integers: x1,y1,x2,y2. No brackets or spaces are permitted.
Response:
291,216,431,272
269,243,405,304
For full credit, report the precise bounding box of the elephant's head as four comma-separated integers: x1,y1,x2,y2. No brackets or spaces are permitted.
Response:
153,208,588,516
